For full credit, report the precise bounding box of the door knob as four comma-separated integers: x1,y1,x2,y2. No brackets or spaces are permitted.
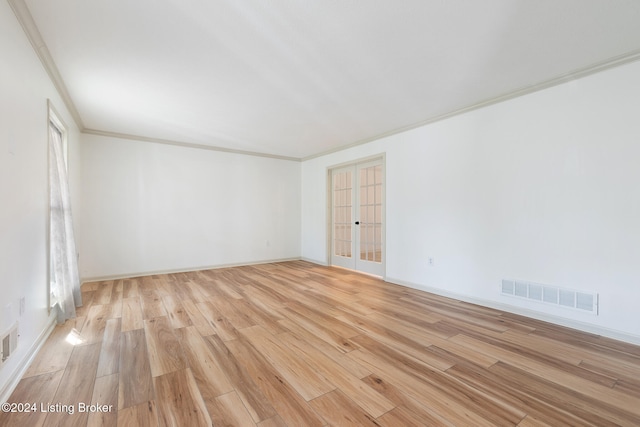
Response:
355,221,360,225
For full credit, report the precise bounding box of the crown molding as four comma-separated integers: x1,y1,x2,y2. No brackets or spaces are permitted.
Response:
9,0,640,162
302,49,640,161
82,128,301,162
8,0,84,130
80,49,640,162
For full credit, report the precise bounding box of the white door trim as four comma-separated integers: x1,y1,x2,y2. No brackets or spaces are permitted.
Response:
327,155,386,278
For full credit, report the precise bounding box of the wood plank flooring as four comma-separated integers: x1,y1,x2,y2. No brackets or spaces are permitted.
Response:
2,261,640,426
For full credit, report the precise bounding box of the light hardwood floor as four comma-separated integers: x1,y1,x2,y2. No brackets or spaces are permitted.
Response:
2,261,640,426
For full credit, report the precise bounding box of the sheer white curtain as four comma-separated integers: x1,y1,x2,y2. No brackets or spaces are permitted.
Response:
49,122,82,322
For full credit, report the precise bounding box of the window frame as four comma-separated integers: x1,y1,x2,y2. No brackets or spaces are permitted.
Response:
47,100,69,312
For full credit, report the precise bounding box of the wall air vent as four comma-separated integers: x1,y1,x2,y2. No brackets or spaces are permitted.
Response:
0,322,18,367
501,280,598,315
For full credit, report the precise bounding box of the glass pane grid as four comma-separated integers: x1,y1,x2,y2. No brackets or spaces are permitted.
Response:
359,166,382,264
333,171,352,258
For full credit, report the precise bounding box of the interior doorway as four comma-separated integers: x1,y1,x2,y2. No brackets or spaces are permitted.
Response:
330,157,384,277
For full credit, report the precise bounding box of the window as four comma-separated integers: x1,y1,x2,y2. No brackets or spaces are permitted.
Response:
48,101,81,321
48,105,67,309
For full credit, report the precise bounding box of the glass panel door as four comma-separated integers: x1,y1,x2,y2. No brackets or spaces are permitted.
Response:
355,161,384,276
331,167,355,270
330,159,384,276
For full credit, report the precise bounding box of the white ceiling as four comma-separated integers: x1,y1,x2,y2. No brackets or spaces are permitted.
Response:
22,0,640,159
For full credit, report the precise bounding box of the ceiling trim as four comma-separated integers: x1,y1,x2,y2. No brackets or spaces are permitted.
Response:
302,48,640,161
8,0,84,130
11,0,640,161
82,128,301,162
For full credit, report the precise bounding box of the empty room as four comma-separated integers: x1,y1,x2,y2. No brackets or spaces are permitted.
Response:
2,0,640,425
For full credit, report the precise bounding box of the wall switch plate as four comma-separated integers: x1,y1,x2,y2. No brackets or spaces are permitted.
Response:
19,297,25,316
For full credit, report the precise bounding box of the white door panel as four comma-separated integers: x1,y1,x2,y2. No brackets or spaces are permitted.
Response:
330,159,384,276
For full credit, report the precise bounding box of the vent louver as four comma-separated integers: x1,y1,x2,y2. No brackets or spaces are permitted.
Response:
0,323,18,367
501,280,598,315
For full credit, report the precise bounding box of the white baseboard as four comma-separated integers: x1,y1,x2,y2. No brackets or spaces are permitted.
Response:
0,316,57,403
300,257,328,266
385,276,640,346
81,257,302,284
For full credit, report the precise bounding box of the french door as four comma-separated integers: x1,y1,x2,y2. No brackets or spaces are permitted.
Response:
331,159,384,276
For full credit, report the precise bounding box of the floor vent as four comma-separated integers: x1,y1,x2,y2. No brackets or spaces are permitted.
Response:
501,280,598,315
1,322,18,367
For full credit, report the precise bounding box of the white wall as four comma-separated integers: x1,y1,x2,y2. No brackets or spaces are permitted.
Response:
0,2,81,397
79,134,301,279
302,60,640,342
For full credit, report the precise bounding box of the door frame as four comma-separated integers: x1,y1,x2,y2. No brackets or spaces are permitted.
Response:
326,154,386,278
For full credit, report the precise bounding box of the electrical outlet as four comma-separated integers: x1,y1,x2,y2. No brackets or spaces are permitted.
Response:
428,257,435,266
